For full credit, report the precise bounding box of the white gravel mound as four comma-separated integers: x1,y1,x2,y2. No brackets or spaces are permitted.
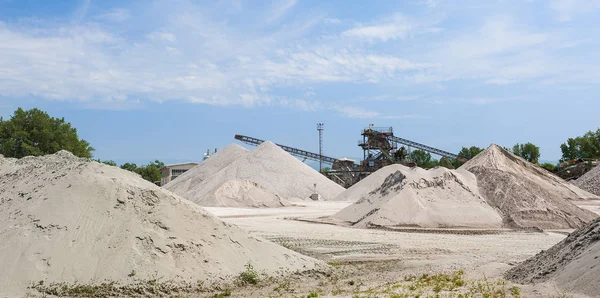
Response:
164,143,248,192
175,141,345,207
461,144,598,229
573,164,600,196
203,179,292,208
332,165,402,202
334,164,503,229
0,151,322,296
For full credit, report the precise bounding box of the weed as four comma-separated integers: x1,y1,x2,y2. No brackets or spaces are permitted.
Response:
279,241,293,249
348,280,355,286
128,270,136,277
306,290,319,298
237,263,260,285
274,280,291,292
328,261,343,269
510,286,521,297
214,288,231,297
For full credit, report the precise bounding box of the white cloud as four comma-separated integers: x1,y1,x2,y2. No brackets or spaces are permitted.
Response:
342,15,412,42
335,106,380,118
96,8,130,22
550,0,600,22
147,30,176,42
265,0,297,24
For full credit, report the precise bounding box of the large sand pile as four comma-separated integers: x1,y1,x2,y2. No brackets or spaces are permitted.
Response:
461,144,598,229
169,142,344,207
573,164,600,196
0,151,321,296
333,164,503,229
164,143,248,191
505,217,600,297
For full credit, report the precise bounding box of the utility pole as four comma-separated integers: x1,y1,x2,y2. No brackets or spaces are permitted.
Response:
317,123,324,172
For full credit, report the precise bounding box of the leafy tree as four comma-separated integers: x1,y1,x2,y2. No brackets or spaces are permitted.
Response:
540,163,557,172
451,146,485,168
457,146,484,160
94,159,117,166
560,129,600,161
512,143,540,164
409,149,439,169
438,157,455,169
120,160,164,183
0,108,94,158
120,163,139,172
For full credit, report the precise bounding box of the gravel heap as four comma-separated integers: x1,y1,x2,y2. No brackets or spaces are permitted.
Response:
0,151,322,296
573,164,600,196
164,143,248,192
334,164,503,229
506,217,600,297
461,144,598,229
168,141,344,207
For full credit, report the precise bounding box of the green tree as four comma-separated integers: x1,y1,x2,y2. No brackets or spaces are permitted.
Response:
540,162,557,172
512,143,540,164
438,157,455,169
94,159,117,166
120,160,164,183
560,129,600,161
409,149,439,169
120,163,138,172
457,146,484,160
0,108,94,158
451,146,485,168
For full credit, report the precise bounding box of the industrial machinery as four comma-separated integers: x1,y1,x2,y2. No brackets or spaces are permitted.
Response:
555,158,598,181
234,126,465,187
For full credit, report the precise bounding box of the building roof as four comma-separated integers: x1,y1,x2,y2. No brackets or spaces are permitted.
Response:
160,162,199,171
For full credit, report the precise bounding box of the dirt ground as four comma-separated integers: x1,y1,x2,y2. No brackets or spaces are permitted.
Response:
201,200,600,298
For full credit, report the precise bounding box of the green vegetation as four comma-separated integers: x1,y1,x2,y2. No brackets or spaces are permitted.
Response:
512,142,541,164
560,128,600,161
0,108,94,158
119,160,164,183
214,288,232,297
409,149,439,169
237,263,260,286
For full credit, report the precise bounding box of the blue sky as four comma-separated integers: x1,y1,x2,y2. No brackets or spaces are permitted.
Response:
1,0,599,165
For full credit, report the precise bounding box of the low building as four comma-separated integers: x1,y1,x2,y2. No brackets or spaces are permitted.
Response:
160,162,199,186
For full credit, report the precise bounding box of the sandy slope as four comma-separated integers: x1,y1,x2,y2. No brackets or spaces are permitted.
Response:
164,143,248,194
461,144,598,229
0,151,322,296
506,217,600,297
333,164,503,228
175,142,344,207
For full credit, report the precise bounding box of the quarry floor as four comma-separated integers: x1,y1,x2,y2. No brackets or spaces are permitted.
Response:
203,200,600,298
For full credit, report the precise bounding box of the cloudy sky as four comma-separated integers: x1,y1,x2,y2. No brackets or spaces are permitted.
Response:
1,0,599,165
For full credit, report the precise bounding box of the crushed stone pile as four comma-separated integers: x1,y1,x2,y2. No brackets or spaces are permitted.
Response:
573,164,600,196
0,151,322,296
333,164,503,229
505,217,600,297
168,141,344,207
164,143,248,192
461,144,598,229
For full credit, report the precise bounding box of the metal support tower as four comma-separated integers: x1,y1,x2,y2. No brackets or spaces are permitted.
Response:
317,123,324,172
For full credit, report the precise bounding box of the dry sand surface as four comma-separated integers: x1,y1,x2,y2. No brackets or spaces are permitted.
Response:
574,164,600,196
333,164,503,229
164,143,248,196
506,217,600,297
0,151,322,297
205,202,590,297
168,142,344,208
461,144,598,229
